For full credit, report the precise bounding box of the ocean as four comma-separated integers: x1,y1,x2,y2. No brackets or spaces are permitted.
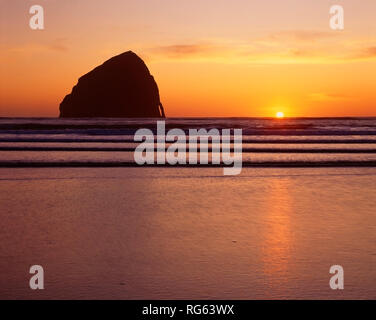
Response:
0,117,375,299
0,117,376,166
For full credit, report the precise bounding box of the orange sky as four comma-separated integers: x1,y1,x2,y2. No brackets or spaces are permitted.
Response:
0,0,375,117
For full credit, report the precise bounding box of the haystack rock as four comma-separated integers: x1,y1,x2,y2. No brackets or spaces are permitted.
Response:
59,51,165,118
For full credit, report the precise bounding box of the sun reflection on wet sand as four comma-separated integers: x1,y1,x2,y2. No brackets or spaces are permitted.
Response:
261,178,294,291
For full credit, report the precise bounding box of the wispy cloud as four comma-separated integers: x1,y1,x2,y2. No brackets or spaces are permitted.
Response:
144,30,376,64
0,38,69,56
308,93,348,102
48,38,69,52
360,46,376,58
341,45,376,61
267,30,340,42
148,43,227,58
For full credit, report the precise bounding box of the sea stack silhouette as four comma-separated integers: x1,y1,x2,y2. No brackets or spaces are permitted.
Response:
59,51,165,118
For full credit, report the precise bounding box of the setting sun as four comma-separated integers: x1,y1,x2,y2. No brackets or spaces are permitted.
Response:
276,111,285,118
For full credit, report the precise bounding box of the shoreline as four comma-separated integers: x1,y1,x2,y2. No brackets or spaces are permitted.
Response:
1,160,376,168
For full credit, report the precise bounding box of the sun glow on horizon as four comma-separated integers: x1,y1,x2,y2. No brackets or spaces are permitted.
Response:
276,111,285,118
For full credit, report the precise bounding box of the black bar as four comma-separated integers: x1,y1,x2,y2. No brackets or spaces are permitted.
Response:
0,300,374,318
